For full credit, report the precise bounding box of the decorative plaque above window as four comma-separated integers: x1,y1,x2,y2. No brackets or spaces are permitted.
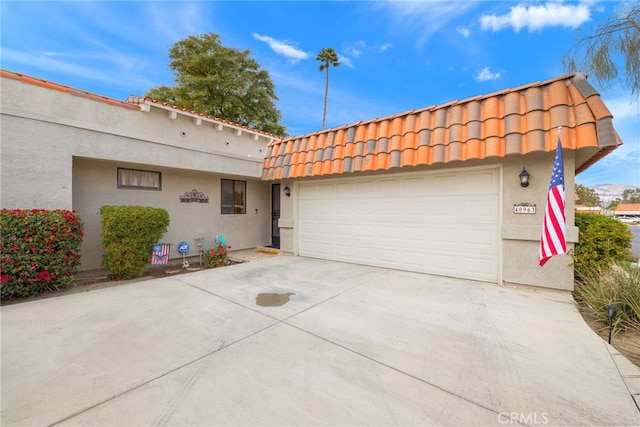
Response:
180,189,209,203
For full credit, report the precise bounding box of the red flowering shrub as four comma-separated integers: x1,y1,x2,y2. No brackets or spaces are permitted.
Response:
202,244,230,268
1,209,84,299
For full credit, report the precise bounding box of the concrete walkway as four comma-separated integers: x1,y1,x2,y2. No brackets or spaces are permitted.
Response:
2,256,639,426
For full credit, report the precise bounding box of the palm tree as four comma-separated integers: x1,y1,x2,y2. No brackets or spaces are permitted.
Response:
316,47,340,130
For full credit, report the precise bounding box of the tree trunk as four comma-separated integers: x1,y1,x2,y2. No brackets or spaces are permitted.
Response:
322,66,329,129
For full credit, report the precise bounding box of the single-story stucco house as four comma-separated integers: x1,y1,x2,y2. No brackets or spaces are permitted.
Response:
1,70,621,290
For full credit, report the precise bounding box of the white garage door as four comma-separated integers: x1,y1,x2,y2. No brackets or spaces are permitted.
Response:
297,167,500,282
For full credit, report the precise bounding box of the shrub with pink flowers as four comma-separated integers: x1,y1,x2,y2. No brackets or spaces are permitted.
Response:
1,209,84,299
202,244,231,268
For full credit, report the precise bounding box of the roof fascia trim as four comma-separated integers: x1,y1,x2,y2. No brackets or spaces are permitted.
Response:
138,99,279,143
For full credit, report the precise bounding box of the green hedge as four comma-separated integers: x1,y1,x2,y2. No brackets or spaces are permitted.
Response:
100,206,170,280
1,209,84,299
573,213,633,281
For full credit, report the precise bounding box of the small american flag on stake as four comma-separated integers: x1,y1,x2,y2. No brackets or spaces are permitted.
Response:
539,128,567,266
151,243,171,266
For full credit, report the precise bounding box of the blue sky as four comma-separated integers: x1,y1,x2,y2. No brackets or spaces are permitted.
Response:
1,0,638,187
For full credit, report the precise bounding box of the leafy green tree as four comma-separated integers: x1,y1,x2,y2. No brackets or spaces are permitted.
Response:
316,47,340,130
621,187,640,203
147,33,286,136
575,184,602,206
609,198,621,210
563,2,640,95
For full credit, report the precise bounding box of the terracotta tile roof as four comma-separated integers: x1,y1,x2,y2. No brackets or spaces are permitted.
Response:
616,203,640,212
1,69,139,111
262,73,621,181
125,96,280,139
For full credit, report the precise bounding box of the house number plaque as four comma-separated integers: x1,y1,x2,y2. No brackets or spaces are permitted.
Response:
514,203,536,214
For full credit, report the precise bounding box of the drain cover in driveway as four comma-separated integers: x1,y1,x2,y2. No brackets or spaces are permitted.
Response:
256,292,294,306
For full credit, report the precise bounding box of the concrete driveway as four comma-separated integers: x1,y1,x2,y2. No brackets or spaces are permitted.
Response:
2,256,639,426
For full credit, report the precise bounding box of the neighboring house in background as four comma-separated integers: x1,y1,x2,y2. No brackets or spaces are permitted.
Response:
263,73,621,291
1,70,280,271
614,204,640,218
574,192,604,215
575,206,602,214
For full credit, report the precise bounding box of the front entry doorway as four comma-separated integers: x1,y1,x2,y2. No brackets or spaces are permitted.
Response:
271,184,280,248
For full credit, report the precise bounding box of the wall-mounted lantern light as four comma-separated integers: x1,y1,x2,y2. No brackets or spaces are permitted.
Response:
519,167,530,188
283,186,291,197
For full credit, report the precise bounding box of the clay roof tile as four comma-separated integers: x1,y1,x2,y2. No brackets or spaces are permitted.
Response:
261,73,621,180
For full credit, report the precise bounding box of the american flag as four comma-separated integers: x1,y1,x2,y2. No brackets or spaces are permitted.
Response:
539,137,566,266
151,243,171,266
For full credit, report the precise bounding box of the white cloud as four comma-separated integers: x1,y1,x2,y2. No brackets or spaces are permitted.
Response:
338,55,354,69
252,33,310,63
379,43,393,52
603,94,640,121
474,67,501,82
601,93,640,160
344,40,391,57
345,40,365,58
456,26,471,37
1,48,153,90
377,1,480,45
480,2,591,32
146,2,209,44
578,90,640,186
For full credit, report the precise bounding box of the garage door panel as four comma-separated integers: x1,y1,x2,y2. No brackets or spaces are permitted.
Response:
430,200,460,217
376,224,399,239
398,200,426,218
298,240,316,254
463,171,497,190
314,242,333,257
429,175,458,194
376,247,400,264
335,182,354,198
352,245,377,263
463,227,497,248
378,178,402,194
314,221,333,236
403,250,429,268
316,183,335,198
378,199,402,216
335,223,352,237
334,243,353,258
429,253,458,275
430,226,460,246
297,168,499,282
463,197,497,215
461,255,496,281
355,180,375,194
401,235,428,248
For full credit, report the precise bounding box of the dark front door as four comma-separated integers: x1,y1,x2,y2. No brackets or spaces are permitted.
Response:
271,184,280,248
